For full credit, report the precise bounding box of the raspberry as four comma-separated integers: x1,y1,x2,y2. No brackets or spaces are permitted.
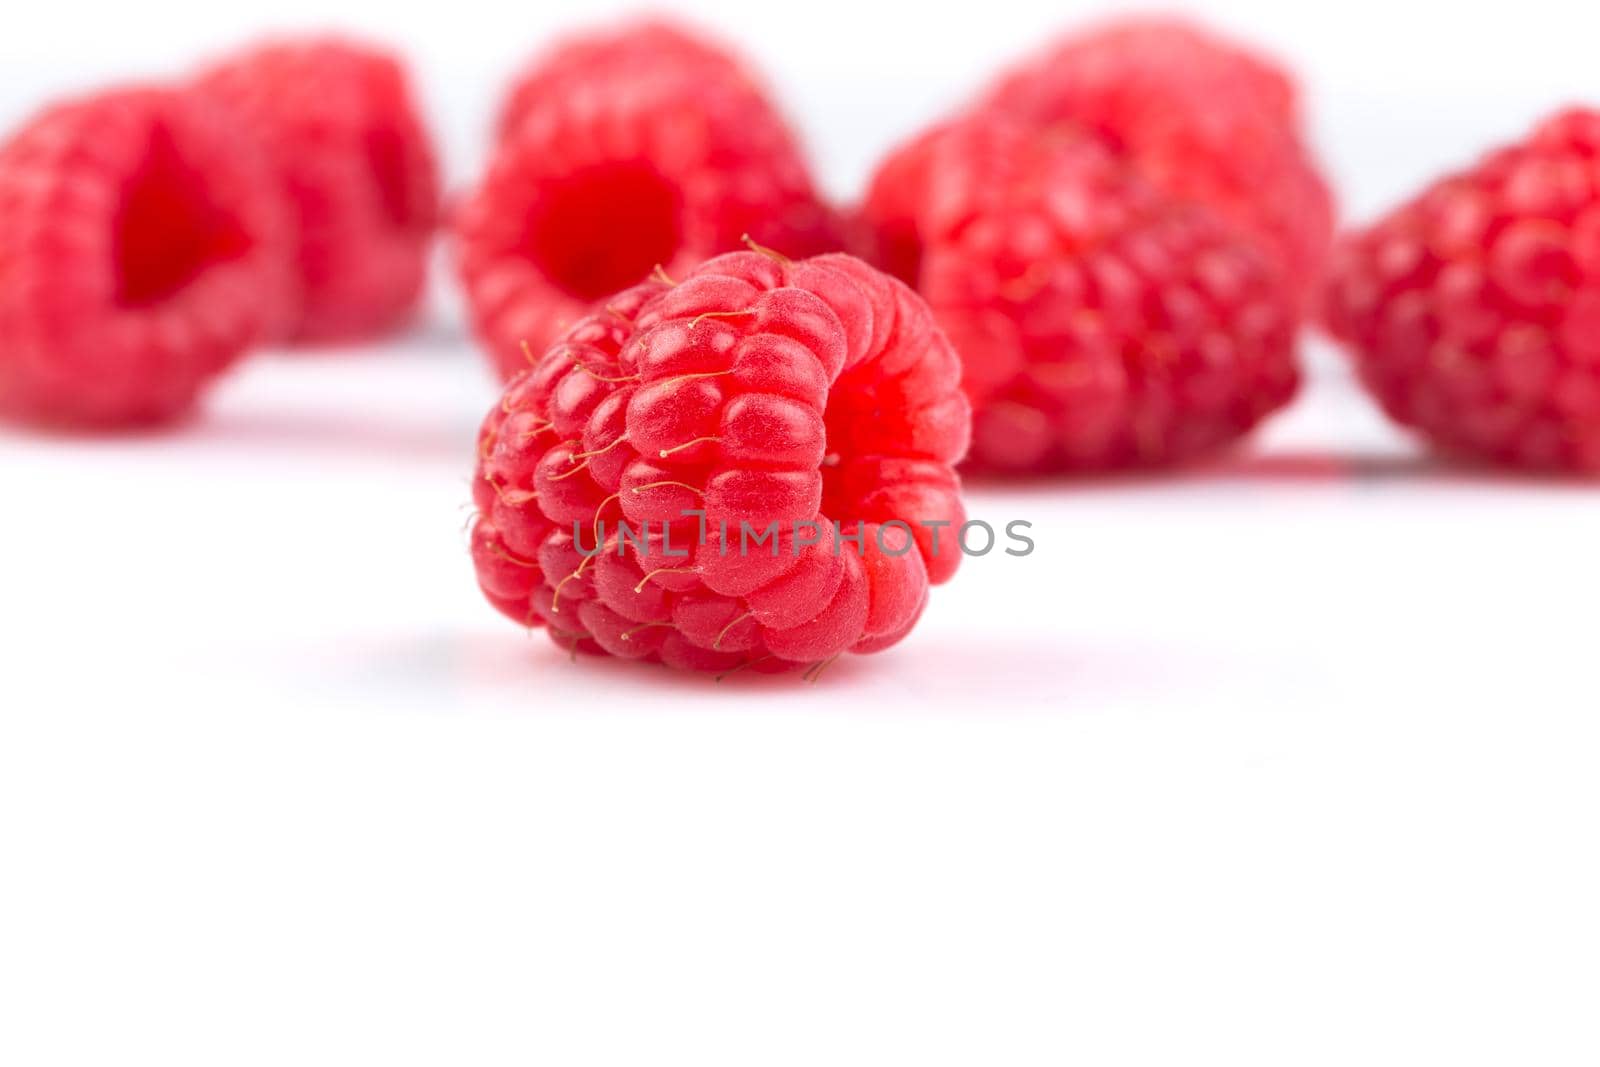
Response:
0,87,290,426
468,250,969,675
1325,109,1600,473
493,19,761,144
456,19,842,380
196,37,440,343
864,120,1300,472
979,17,1334,300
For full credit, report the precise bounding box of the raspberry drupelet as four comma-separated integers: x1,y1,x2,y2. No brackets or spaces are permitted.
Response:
469,251,969,675
0,87,291,426
1325,109,1600,473
196,37,440,343
864,121,1300,473
456,19,842,380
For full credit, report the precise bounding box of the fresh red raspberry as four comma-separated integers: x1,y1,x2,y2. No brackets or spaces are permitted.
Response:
1324,109,1600,473
196,37,440,343
0,87,290,426
468,251,969,675
494,19,762,144
864,121,1300,472
456,20,843,381
979,17,1335,301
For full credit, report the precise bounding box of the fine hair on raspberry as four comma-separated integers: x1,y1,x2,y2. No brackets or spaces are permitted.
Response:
469,250,969,676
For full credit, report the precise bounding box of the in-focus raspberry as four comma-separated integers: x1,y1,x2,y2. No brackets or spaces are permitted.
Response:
469,251,969,675
0,87,290,426
1325,108,1600,473
456,19,842,380
197,37,440,343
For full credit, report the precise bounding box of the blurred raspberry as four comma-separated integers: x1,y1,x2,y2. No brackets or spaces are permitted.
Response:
980,17,1334,299
494,18,764,144
456,19,843,380
866,121,1300,472
1325,108,1600,473
469,250,968,674
197,37,440,343
0,87,290,426
856,123,952,290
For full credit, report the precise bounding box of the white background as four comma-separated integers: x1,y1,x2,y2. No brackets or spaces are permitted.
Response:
3,1,1599,1064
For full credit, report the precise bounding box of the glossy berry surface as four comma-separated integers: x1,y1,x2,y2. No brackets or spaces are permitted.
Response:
1325,109,1600,473
197,37,440,342
469,251,969,674
457,19,841,380
864,121,1300,472
980,16,1334,300
0,87,290,426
